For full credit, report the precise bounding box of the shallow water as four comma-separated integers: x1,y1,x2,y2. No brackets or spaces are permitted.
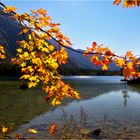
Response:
1,76,140,138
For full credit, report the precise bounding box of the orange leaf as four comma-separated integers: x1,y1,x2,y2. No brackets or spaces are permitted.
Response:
4,6,17,13
137,0,140,6
115,59,125,67
126,51,133,58
92,42,97,48
113,0,121,5
20,27,29,34
90,55,99,63
15,134,22,140
123,0,137,7
37,8,46,15
49,123,57,135
102,64,108,71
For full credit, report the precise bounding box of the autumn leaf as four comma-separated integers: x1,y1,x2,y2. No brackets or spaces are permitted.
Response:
92,42,97,48
28,128,38,134
127,61,133,69
0,45,6,59
113,0,121,5
123,0,137,7
49,123,57,135
15,134,22,140
1,126,8,133
114,58,125,67
3,6,17,12
90,55,99,63
137,0,140,6
126,51,133,58
102,64,108,71
19,27,29,34
37,8,46,15
4,3,140,108
51,98,61,106
28,82,37,88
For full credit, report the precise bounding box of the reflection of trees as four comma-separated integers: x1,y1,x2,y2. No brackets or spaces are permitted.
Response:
122,82,129,108
61,83,125,106
122,83,140,108
127,84,140,92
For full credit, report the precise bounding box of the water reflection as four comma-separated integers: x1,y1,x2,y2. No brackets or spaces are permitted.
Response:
122,82,129,108
1,76,140,139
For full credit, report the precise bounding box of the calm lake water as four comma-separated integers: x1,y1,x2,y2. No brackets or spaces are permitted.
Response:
1,76,140,138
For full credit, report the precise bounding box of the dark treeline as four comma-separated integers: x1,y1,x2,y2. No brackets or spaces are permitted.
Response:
0,62,21,77
0,62,121,78
58,65,121,76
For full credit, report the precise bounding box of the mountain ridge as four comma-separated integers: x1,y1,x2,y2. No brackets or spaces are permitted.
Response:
0,8,120,71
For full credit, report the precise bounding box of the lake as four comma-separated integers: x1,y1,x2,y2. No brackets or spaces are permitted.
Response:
1,76,140,138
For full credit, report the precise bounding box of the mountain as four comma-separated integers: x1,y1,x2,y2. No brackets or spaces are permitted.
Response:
49,39,120,71
0,7,120,71
0,7,23,57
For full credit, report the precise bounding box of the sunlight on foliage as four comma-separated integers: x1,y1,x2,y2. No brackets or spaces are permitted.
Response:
1,126,8,134
113,0,140,7
3,6,80,106
28,128,38,134
84,42,140,80
0,45,6,59
1,3,140,106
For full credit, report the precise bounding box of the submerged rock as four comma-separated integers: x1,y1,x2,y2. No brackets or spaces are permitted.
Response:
80,128,101,139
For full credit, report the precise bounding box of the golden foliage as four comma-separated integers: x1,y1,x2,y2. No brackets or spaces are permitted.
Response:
113,0,140,7
2,4,140,106
85,42,140,80
3,6,80,106
28,128,38,134
1,126,9,133
0,45,6,59
3,6,17,12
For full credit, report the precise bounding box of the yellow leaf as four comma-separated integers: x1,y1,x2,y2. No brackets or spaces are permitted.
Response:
2,127,8,133
29,76,37,81
4,6,17,12
28,128,38,134
23,52,29,57
102,64,108,71
28,82,37,88
123,0,137,7
20,62,26,67
115,59,125,67
127,61,133,69
20,74,30,80
17,48,22,53
51,98,61,106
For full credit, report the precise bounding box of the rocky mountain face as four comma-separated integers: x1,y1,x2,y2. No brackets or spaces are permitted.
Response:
0,7,23,57
49,39,120,71
0,7,120,71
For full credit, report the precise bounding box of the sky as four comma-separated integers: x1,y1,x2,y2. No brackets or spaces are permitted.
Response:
2,0,140,55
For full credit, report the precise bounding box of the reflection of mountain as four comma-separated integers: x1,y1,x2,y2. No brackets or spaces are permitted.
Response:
0,8,120,71
61,82,125,106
